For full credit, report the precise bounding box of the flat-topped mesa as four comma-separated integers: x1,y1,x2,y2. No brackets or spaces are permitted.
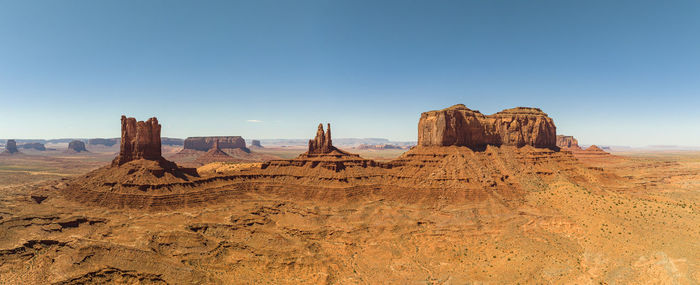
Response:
67,140,88,153
417,104,557,149
184,136,248,152
556,135,581,150
3,139,19,154
112,116,163,166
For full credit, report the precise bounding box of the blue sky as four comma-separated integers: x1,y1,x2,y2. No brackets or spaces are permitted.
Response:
1,0,699,146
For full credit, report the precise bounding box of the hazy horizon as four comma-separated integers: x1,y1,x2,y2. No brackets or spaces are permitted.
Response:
2,0,699,146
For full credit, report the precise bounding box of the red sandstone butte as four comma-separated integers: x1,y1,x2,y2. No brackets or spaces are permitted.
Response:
417,104,556,149
556,135,582,150
112,116,163,166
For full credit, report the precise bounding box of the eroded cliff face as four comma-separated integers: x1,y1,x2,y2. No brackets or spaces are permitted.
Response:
112,116,163,166
418,104,556,148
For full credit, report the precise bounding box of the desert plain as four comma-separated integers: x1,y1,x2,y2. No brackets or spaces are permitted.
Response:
0,105,698,284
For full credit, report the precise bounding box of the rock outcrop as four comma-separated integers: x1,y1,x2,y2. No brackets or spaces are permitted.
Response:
417,104,556,149
262,123,375,171
250,140,263,148
556,135,582,150
184,137,247,152
112,116,163,166
19,142,46,151
2,140,19,154
67,140,88,153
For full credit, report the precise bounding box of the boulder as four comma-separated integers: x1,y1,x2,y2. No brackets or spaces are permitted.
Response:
184,137,248,152
417,104,556,149
67,140,88,153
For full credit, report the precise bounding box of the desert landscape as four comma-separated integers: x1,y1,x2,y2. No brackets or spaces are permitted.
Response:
3,1,700,284
0,104,698,284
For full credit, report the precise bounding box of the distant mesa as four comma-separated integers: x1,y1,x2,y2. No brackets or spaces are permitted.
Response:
195,139,239,164
184,136,249,152
162,137,184,146
2,139,20,154
66,140,88,153
418,104,556,149
19,142,46,151
88,138,119,147
250,140,263,148
556,135,582,150
356,144,404,150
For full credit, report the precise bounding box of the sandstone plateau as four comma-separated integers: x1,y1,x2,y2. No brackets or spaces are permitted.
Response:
87,138,119,147
418,104,556,149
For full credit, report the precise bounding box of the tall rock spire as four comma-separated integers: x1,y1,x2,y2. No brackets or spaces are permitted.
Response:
112,115,164,166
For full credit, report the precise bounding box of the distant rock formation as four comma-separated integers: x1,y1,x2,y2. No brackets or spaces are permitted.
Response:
262,123,372,172
250,140,263,148
356,144,404,150
67,140,88,153
19,142,46,151
88,138,119,147
308,123,336,154
2,139,19,154
583,145,610,155
556,135,581,150
184,137,248,152
417,104,556,149
195,139,239,165
112,116,164,166
162,137,184,146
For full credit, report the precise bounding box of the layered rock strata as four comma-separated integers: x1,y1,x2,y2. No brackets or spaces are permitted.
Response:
418,104,556,149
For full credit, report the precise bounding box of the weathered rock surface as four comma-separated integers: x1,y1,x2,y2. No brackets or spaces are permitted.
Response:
112,116,163,166
20,142,46,151
66,140,88,153
418,104,556,149
557,135,582,150
184,137,248,152
2,139,20,154
88,138,119,147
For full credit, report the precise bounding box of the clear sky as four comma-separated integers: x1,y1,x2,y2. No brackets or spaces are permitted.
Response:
1,0,699,146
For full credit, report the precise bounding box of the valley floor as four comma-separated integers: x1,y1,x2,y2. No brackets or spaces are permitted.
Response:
0,151,699,284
